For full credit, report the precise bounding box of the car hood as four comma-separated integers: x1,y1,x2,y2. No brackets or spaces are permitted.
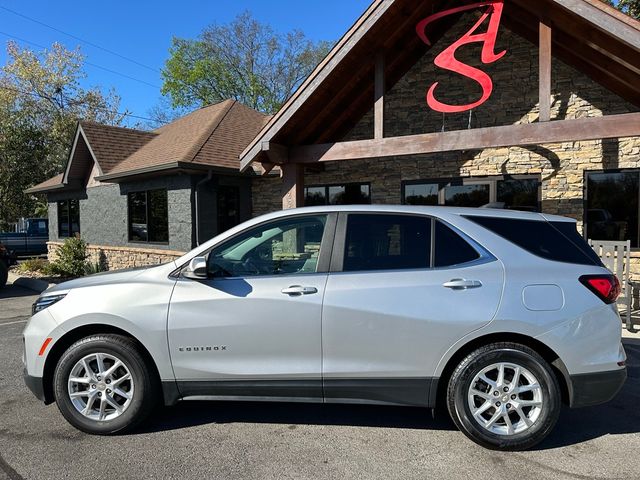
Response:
44,265,153,294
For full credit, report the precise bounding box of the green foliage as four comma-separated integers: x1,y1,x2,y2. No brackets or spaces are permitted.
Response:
84,260,106,276
0,41,126,225
49,236,88,278
161,11,332,114
17,257,53,275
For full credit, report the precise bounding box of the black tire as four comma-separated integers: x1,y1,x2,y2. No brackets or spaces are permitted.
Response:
0,260,7,288
447,342,561,451
53,334,159,435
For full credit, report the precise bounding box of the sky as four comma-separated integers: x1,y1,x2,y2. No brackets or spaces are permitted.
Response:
0,0,372,127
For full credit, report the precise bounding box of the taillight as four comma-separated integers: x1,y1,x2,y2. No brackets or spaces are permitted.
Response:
579,275,621,304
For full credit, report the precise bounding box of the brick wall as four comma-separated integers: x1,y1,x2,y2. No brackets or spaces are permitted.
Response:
47,241,184,272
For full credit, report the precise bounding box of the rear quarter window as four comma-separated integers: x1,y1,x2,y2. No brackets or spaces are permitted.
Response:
464,216,602,266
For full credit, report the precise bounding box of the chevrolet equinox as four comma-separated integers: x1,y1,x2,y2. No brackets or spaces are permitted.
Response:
23,206,627,450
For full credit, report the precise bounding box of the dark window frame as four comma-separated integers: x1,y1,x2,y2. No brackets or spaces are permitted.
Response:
304,182,372,206
127,189,169,245
401,175,542,211
331,212,487,273
584,168,640,250
57,199,80,238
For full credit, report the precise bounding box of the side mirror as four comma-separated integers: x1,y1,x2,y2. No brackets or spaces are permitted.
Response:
183,257,208,280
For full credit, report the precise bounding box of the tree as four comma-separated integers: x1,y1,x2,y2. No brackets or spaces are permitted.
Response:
601,0,640,20
161,12,332,114
0,41,125,224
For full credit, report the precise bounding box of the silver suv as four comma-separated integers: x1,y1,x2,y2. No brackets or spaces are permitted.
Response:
23,206,627,450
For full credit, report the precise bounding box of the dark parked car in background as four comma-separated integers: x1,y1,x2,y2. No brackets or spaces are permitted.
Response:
0,218,49,258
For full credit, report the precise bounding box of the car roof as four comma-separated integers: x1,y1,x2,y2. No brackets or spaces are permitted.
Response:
263,205,574,223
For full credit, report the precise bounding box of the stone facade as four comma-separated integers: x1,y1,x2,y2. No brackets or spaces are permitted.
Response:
47,241,184,272
250,13,640,273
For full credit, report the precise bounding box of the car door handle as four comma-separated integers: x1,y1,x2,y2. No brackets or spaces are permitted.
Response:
281,286,318,296
443,279,483,290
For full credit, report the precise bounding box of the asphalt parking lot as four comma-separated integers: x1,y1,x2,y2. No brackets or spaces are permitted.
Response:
1,280,639,480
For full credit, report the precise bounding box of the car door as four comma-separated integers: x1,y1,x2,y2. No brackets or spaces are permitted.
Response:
321,213,504,406
168,213,336,401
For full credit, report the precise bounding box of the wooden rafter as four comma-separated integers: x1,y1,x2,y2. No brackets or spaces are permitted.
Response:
284,112,640,164
539,22,552,122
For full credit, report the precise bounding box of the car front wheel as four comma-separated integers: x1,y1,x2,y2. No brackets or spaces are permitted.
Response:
53,334,158,435
447,342,561,451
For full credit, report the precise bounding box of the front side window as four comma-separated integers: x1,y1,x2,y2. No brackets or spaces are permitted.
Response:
586,171,639,248
58,199,80,238
343,214,431,272
128,189,168,243
403,176,540,211
304,183,371,206
208,215,327,278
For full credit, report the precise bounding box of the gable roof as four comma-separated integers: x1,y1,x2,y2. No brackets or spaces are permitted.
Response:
26,100,268,193
239,0,640,171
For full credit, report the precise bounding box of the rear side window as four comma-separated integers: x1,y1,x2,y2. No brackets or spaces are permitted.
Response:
465,216,602,266
343,214,431,272
435,221,481,267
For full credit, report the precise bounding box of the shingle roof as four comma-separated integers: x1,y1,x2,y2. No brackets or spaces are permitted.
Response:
25,174,65,194
26,99,268,193
103,100,269,177
80,122,157,174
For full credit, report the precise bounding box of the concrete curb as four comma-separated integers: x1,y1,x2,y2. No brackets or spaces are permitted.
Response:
8,272,52,294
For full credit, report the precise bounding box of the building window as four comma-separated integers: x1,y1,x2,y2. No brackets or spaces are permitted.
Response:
217,185,241,234
128,189,169,243
403,176,540,212
305,183,371,206
58,199,80,238
586,170,639,248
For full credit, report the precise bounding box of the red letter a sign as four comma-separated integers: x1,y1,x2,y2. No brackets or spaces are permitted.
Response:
416,0,507,113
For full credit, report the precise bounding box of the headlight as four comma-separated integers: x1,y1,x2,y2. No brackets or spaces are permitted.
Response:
32,294,67,315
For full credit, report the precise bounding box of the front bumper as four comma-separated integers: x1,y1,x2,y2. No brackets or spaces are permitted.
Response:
23,369,47,403
569,368,627,408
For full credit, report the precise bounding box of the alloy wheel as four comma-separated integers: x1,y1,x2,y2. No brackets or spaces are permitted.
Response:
467,362,543,436
67,352,134,421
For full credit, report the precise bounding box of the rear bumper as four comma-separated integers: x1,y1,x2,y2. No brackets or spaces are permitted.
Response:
569,368,627,408
23,369,47,403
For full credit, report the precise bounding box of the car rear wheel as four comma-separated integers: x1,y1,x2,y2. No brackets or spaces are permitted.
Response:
447,342,561,451
53,334,158,435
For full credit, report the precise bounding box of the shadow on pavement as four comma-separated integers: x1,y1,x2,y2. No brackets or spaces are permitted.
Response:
0,282,37,300
139,401,456,434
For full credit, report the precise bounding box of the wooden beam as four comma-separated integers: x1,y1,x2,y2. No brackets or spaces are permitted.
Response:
288,112,640,164
374,53,385,140
551,0,640,51
261,162,276,176
261,142,289,164
281,163,304,209
539,22,552,122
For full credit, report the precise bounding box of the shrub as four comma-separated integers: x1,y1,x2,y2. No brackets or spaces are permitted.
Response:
17,258,52,274
84,261,106,275
50,236,89,277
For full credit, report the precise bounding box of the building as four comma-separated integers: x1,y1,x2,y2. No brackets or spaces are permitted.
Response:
241,0,640,273
27,100,268,270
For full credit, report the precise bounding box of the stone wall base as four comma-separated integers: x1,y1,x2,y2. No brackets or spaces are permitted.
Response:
47,242,185,272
